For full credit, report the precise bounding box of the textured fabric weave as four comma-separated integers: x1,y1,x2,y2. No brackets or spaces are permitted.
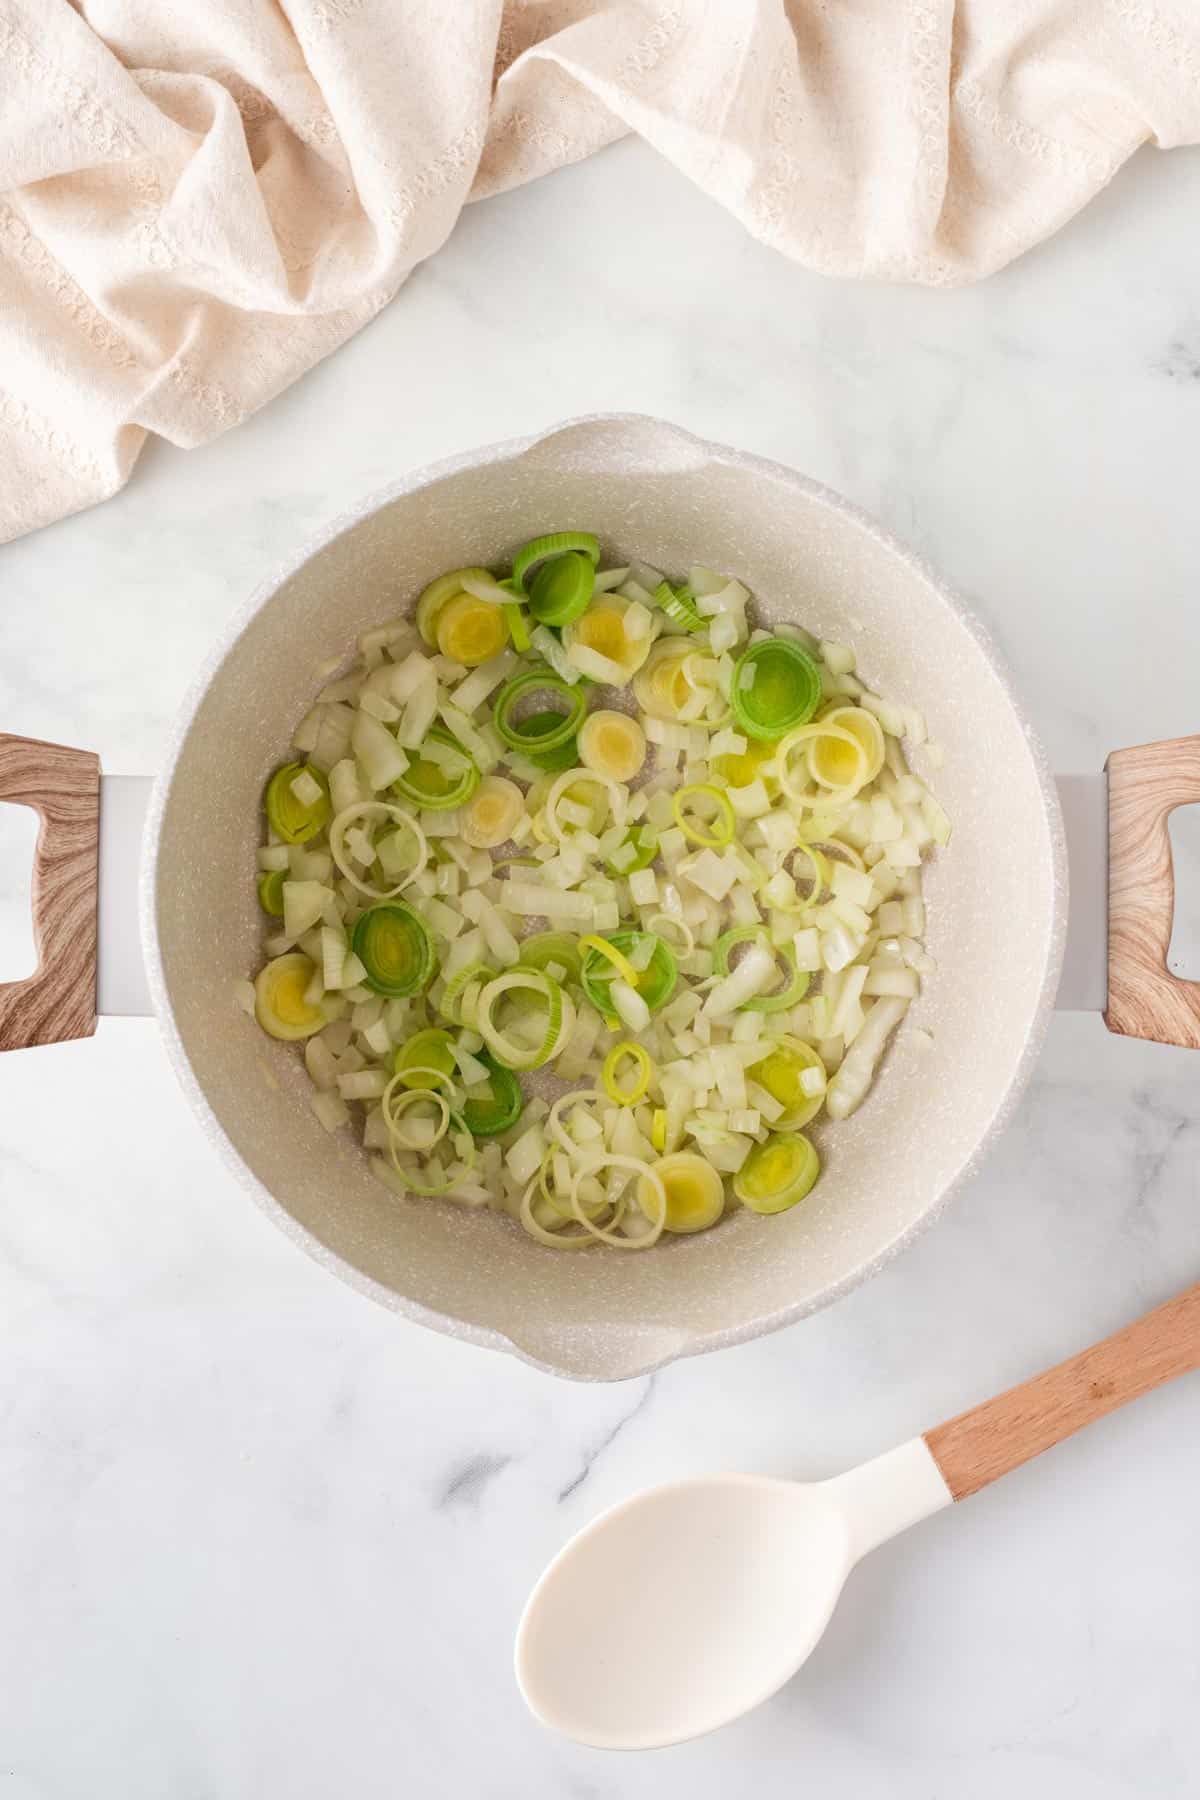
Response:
2,0,1198,540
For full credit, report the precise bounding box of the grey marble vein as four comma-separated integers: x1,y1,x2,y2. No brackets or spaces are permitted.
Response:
557,1375,656,1503
437,1451,514,1509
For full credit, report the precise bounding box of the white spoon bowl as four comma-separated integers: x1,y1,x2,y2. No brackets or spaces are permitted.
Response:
516,1445,951,1750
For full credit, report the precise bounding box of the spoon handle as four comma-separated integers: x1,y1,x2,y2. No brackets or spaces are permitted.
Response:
923,1281,1200,1500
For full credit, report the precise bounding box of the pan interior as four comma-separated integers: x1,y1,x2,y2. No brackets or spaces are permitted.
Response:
149,419,1062,1380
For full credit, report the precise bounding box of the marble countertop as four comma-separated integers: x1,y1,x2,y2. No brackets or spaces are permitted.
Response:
3,138,1200,1798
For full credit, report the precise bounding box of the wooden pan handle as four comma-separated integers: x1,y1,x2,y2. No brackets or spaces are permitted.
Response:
924,1283,1200,1501
1105,735,1200,1048
0,733,100,1051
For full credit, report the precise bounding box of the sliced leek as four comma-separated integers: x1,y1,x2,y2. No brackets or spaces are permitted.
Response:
249,539,948,1256
512,531,600,594
394,1028,457,1087
602,1041,653,1106
477,969,571,1071
330,801,427,898
579,710,646,782
352,903,436,998
734,1132,820,1213
264,762,331,844
257,868,286,916
415,567,494,645
730,638,822,742
812,705,885,787
633,640,692,720
641,1152,725,1233
527,550,594,627
436,594,509,666
579,934,641,990
518,932,584,984
581,931,676,1022
563,598,653,682
462,1053,523,1137
493,669,585,755
254,953,326,1040
461,776,525,848
652,579,705,633
747,1037,827,1129
673,782,735,848
713,927,810,1013
392,727,479,811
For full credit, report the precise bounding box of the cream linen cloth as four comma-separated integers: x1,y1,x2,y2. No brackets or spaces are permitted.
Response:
3,0,1199,542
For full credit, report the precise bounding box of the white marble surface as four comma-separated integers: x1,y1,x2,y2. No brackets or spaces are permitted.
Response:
3,138,1200,1798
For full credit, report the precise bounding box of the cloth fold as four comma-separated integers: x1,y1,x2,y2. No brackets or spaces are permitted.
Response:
2,0,1198,543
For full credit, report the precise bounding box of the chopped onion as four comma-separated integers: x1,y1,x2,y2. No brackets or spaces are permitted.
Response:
248,544,947,1255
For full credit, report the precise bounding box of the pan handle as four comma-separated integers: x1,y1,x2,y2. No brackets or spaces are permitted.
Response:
1106,734,1200,1049
0,733,100,1051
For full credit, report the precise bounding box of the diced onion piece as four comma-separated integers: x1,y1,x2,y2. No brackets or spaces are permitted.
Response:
310,1089,351,1132
502,882,592,920
397,665,438,749
703,942,776,1017
826,997,909,1119
612,980,651,1033
567,642,628,686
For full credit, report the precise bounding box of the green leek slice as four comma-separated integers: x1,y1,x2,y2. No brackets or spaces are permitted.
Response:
518,932,584,984
254,953,326,1040
393,1027,457,1088
512,531,601,595
747,1036,827,1129
652,579,705,633
493,669,587,755
518,711,579,772
730,638,822,742
352,903,436,998
436,593,509,666
581,930,676,1022
528,550,595,627
462,1053,523,1137
415,567,494,646
264,762,331,844
640,1151,725,1233
257,869,286,916
503,603,532,651
734,1132,820,1213
476,969,569,1071
392,727,479,811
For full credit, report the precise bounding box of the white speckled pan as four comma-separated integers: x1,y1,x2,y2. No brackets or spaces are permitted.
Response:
135,415,1066,1381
